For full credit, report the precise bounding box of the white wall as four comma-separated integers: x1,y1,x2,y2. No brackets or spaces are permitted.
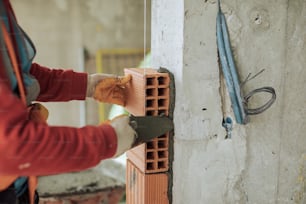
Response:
152,0,306,203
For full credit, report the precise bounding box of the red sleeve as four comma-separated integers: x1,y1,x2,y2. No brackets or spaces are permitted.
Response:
30,63,88,102
0,79,117,176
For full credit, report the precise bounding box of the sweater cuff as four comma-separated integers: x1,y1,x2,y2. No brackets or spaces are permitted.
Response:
71,72,88,100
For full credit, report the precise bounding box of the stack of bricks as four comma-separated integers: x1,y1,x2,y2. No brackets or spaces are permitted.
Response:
124,68,171,204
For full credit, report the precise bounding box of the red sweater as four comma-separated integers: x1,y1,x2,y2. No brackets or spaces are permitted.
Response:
0,63,117,176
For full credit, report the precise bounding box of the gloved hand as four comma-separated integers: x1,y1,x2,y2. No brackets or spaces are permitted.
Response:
110,115,137,157
28,103,49,123
86,73,132,106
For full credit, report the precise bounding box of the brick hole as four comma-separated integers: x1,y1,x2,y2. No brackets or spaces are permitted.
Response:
146,141,155,149
146,88,155,97
158,88,166,96
146,110,156,115
146,162,154,170
158,99,166,107
158,140,166,148
146,99,155,108
158,77,167,85
146,77,155,86
158,161,166,169
158,151,167,159
158,109,167,115
158,134,167,139
147,151,155,159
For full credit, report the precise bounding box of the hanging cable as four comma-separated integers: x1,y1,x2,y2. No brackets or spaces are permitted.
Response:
216,0,276,125
216,0,246,124
143,0,147,62
143,0,147,116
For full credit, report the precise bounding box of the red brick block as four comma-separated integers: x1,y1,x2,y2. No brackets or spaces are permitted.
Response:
127,132,169,174
124,68,171,173
125,68,170,116
126,159,169,204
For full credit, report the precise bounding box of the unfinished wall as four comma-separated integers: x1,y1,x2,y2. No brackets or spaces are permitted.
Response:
152,0,306,203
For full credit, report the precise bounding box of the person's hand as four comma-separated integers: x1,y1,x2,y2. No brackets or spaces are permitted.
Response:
86,73,132,106
110,115,137,157
28,103,49,123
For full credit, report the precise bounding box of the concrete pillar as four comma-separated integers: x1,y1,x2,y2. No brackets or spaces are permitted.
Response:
152,0,306,203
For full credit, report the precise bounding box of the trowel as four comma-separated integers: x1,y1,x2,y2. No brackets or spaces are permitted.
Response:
129,115,174,147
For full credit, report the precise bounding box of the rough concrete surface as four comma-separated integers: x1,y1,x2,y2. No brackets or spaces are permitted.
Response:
37,159,125,197
152,0,305,203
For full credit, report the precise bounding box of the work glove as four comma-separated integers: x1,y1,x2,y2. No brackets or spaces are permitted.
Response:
109,115,137,157
28,103,49,123
86,73,132,106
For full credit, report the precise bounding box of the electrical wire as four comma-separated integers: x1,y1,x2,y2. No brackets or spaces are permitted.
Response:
143,0,147,63
216,0,276,124
244,86,276,115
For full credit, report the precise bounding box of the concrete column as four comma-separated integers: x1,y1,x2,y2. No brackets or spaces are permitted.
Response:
152,0,306,203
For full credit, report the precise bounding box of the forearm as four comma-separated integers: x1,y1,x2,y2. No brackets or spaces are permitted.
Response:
30,63,88,102
0,123,117,176
0,82,117,176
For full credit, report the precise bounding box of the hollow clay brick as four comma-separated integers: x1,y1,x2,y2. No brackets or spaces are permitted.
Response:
124,68,170,116
127,132,169,173
126,159,169,204
124,68,170,173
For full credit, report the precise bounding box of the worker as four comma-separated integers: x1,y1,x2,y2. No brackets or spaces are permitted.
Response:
0,0,136,203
